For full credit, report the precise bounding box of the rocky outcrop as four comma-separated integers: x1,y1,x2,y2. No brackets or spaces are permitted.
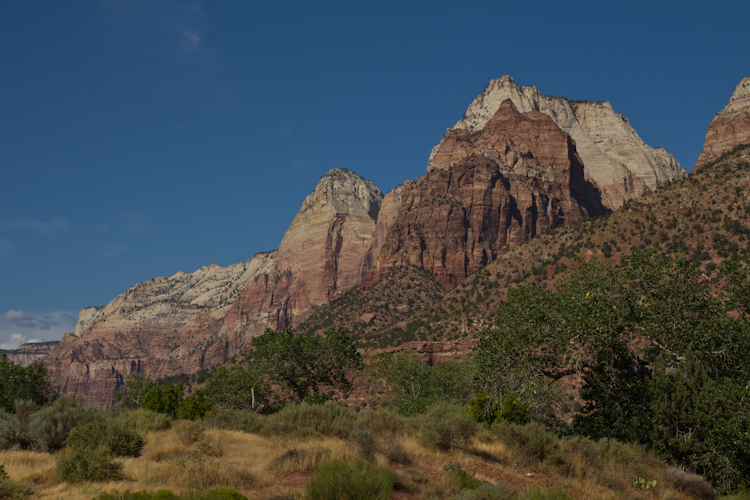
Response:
430,76,685,209
217,169,383,340
362,185,403,279
45,252,277,406
1,341,59,367
45,169,383,407
695,76,750,170
366,99,607,288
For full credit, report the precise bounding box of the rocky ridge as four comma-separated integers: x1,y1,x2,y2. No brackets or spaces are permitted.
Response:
46,169,383,407
429,76,685,209
695,76,750,170
1,341,59,367
45,77,692,407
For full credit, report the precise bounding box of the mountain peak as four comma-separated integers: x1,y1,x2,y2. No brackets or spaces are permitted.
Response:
695,76,750,170
428,76,684,209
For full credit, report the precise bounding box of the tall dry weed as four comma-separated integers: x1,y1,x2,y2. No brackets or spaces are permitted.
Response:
134,455,257,490
0,450,58,488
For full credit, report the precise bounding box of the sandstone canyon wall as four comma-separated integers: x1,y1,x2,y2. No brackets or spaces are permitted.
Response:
365,99,607,288
46,169,383,407
695,76,750,170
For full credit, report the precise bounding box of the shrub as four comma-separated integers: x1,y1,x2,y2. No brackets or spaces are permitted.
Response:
0,464,33,499
665,468,717,500
380,436,411,464
452,483,518,500
264,402,354,438
28,396,102,452
202,409,265,434
115,408,172,433
268,447,331,474
173,420,205,446
0,408,33,450
418,403,476,451
94,490,180,500
355,407,409,435
56,445,123,483
305,459,392,500
490,422,557,466
522,485,573,500
94,489,248,500
349,429,377,461
65,421,144,457
443,464,482,491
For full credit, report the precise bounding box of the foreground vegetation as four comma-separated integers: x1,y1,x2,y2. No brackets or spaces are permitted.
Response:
0,402,739,500
3,146,750,498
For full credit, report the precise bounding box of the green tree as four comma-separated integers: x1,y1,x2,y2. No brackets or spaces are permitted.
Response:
142,383,183,418
0,354,48,413
365,350,473,416
252,328,363,403
203,365,269,411
177,389,213,420
473,249,750,492
114,373,156,410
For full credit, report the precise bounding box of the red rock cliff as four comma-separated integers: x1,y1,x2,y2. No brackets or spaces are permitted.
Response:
695,76,750,170
45,169,383,407
365,99,606,288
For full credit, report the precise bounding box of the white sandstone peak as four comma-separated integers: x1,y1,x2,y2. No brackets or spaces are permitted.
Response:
428,76,686,210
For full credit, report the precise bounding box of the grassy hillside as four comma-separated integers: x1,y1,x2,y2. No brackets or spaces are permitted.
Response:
0,404,733,500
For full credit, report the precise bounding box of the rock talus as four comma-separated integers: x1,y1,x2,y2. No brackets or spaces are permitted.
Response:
695,76,750,170
429,76,685,209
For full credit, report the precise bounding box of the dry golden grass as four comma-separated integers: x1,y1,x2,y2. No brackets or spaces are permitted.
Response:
0,423,726,500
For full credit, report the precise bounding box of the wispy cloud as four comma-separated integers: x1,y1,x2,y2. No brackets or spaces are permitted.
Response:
0,310,35,324
0,309,59,330
99,0,233,101
1,217,68,237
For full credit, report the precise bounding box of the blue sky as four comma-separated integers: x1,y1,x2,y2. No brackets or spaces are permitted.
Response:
1,0,749,348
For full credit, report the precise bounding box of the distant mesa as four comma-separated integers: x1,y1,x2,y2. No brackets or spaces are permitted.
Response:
695,76,750,170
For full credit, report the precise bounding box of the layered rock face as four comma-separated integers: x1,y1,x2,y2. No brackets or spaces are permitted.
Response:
46,169,383,407
430,76,685,209
362,185,403,279
695,76,750,170
218,169,383,338
1,341,59,367
45,252,277,406
366,99,607,288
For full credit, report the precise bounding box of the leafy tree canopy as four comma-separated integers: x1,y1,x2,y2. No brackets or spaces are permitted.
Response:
365,350,472,416
0,354,48,413
252,328,363,404
474,249,750,491
203,365,269,411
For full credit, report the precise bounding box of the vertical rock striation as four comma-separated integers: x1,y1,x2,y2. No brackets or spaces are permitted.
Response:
695,76,750,170
365,99,607,288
